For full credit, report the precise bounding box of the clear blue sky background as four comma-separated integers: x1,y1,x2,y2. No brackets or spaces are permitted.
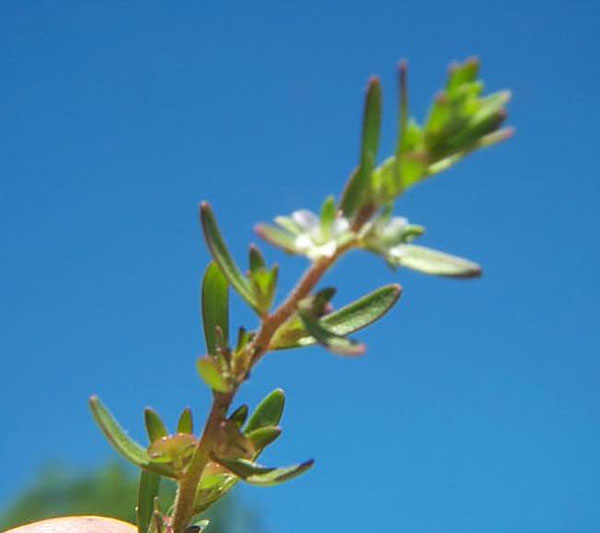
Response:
1,1,599,532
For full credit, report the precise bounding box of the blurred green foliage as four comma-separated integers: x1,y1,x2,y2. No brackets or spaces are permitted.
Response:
0,463,260,532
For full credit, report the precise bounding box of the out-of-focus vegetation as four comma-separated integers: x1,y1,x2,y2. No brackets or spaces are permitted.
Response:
0,463,260,532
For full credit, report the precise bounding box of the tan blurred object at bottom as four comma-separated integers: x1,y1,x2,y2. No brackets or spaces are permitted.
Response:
5,516,137,533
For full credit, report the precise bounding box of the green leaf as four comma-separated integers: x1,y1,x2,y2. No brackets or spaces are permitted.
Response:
249,244,266,273
144,408,168,443
394,60,410,193
298,305,366,356
215,457,314,487
391,244,482,278
320,195,336,239
396,60,409,158
90,396,186,480
447,57,479,94
250,264,278,313
137,471,161,533
214,457,273,477
202,261,229,356
177,407,194,435
340,77,382,219
244,389,285,434
194,469,238,513
196,357,232,393
245,460,314,487
89,395,150,468
320,284,401,335
234,327,251,352
246,425,282,453
200,202,259,312
270,285,401,350
228,404,249,427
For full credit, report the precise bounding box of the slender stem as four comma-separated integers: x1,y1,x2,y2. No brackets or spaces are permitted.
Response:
171,392,232,533
171,241,356,532
250,256,332,360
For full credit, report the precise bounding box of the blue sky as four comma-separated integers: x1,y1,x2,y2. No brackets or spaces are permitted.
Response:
1,1,599,532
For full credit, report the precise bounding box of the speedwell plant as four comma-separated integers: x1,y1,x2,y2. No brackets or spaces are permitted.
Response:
89,58,511,533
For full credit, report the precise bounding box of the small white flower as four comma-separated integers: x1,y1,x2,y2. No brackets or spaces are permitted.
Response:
259,208,354,260
285,209,353,259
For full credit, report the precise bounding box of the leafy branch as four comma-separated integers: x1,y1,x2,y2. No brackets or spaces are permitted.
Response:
89,58,511,533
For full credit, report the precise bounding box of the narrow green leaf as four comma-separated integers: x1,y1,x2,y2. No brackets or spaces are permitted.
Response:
246,426,282,453
200,202,259,312
320,195,336,239
250,264,278,313
397,60,409,157
246,460,314,487
202,261,229,356
177,407,194,435
394,60,409,192
194,469,238,513
137,471,161,533
89,395,150,467
228,404,249,427
249,245,266,273
321,284,401,335
214,457,272,478
271,285,401,350
340,77,382,218
297,304,366,356
215,457,314,487
392,244,482,278
196,357,232,393
144,408,168,443
234,327,253,353
244,389,285,434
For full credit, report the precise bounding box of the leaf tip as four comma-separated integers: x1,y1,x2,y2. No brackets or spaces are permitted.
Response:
302,458,315,470
390,283,403,298
272,387,285,399
465,55,479,67
502,126,516,140
253,224,267,239
458,264,483,279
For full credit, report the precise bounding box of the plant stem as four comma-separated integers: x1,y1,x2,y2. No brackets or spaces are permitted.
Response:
171,241,356,533
170,391,232,533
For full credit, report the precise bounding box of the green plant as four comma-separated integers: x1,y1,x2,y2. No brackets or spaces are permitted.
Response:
89,58,511,533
